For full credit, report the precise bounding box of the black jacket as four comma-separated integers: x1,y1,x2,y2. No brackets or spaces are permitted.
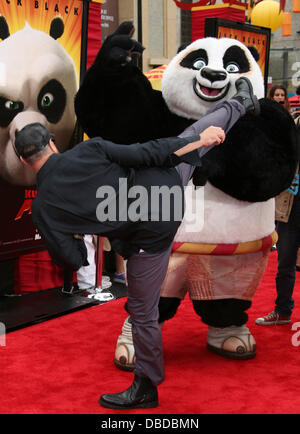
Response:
32,135,200,270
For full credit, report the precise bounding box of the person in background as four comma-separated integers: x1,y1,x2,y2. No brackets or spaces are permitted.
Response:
268,84,291,113
114,252,126,285
77,235,113,297
256,89,299,325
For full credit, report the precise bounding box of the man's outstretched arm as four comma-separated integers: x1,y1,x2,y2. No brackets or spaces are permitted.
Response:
96,127,224,169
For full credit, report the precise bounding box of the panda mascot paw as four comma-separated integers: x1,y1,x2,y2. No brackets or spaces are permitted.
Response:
74,23,157,142
95,22,144,68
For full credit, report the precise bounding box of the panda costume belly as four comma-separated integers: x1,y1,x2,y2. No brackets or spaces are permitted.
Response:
74,22,298,364
161,181,274,303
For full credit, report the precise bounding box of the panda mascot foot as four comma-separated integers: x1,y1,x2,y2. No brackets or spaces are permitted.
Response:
206,325,256,360
114,316,165,371
114,316,135,371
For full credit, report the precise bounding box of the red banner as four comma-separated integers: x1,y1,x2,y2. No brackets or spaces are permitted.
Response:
192,6,245,40
173,0,262,10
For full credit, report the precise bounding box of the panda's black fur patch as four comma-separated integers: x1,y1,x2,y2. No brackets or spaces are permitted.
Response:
247,46,260,62
49,17,64,40
0,97,24,128
193,99,299,202
180,49,208,69
223,46,250,73
38,79,66,124
0,16,10,40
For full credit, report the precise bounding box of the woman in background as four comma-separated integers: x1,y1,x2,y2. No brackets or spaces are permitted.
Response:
268,84,291,112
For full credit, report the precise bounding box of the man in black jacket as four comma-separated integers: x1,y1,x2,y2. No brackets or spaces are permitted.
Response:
14,80,257,409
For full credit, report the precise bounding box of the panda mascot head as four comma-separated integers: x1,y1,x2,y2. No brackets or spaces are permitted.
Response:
162,37,298,201
0,17,78,186
162,37,264,120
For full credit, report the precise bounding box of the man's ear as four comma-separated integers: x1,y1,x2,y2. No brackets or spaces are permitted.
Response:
20,156,30,167
49,139,59,153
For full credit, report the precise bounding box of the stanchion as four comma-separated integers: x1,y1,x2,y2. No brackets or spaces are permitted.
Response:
94,235,104,290
89,235,114,301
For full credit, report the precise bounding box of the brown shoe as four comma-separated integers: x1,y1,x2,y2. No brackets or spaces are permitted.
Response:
255,311,291,325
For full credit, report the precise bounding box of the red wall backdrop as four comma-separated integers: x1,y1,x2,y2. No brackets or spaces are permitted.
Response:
192,5,245,40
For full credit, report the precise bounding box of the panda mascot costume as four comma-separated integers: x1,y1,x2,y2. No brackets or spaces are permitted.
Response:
75,22,298,365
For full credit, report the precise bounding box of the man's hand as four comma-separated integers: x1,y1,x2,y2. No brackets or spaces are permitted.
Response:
175,126,225,157
199,126,225,146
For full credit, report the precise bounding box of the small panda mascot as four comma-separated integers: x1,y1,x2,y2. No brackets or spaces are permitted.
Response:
0,16,78,186
75,22,298,365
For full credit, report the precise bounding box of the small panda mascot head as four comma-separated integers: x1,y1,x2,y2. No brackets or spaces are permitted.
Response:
162,37,264,119
0,16,78,186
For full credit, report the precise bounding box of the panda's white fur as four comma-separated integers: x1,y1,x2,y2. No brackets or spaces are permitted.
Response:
175,181,275,244
161,37,274,244
162,37,264,120
0,23,78,186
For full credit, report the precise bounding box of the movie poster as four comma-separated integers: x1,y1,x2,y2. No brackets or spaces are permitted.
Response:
0,0,86,259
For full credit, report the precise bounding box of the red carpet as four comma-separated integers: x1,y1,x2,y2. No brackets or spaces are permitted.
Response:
1,251,300,414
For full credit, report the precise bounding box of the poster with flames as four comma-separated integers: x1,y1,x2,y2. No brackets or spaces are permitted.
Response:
205,18,271,93
0,0,87,259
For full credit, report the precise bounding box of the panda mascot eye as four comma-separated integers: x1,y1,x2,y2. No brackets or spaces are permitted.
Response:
41,93,54,108
37,79,66,124
225,63,240,73
193,59,207,70
5,100,21,111
0,96,24,127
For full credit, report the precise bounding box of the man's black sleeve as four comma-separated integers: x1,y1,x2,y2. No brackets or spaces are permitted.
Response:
45,231,89,271
32,207,88,271
96,135,201,168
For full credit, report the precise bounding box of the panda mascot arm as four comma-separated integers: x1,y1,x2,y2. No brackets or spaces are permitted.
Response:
75,23,299,202
192,98,299,201
75,22,190,144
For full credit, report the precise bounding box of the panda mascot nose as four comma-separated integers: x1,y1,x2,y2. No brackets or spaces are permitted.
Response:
200,67,227,83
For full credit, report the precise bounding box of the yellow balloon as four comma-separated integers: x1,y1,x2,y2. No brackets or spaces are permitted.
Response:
251,0,284,32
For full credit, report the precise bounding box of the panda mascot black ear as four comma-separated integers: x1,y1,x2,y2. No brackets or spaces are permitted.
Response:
247,46,259,62
50,16,64,40
0,15,10,40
